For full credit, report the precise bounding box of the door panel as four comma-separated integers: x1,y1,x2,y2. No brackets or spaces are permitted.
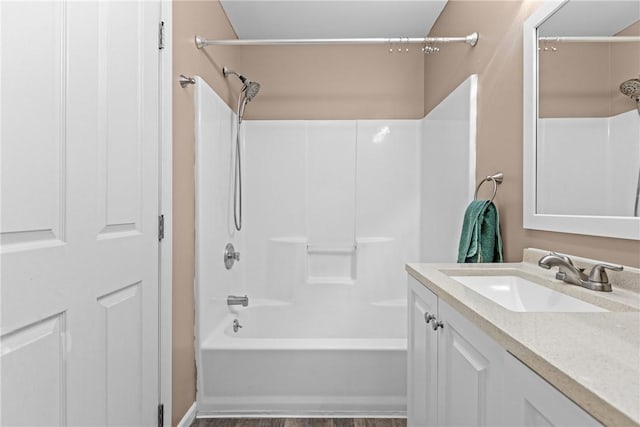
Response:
98,1,145,236
441,325,489,426
504,354,602,427
1,1,161,426
437,300,504,427
0,0,65,249
408,277,438,427
0,314,67,426
98,282,143,426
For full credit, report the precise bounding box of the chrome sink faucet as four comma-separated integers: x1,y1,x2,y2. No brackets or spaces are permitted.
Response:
538,252,623,292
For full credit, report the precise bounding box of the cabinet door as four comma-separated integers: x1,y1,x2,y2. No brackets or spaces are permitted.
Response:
408,276,439,427
437,300,505,427
504,354,602,427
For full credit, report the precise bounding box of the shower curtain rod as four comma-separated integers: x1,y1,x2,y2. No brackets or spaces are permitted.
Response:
195,32,478,48
539,36,640,43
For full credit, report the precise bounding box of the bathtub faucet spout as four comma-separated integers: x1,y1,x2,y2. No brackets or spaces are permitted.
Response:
227,295,249,307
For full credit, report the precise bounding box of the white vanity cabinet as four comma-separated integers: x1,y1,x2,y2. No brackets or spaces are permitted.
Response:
407,276,504,427
504,353,602,427
408,274,603,427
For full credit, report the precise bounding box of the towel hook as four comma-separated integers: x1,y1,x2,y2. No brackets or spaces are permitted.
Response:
474,172,503,203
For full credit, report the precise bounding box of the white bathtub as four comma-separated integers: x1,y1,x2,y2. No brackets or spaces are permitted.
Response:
197,300,407,417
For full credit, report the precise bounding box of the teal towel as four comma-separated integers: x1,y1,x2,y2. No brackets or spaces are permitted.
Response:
457,200,503,263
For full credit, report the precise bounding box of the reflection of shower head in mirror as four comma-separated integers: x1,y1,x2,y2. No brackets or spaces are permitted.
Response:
619,76,640,115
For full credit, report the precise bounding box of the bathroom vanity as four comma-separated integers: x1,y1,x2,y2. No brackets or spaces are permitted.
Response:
406,249,640,427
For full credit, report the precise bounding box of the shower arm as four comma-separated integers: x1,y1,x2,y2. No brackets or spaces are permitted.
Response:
195,33,479,49
224,68,242,79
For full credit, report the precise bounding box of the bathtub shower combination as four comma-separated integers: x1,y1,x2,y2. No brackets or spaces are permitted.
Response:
201,299,407,414
194,75,477,416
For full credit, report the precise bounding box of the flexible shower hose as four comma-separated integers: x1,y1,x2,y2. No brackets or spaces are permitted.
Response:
233,90,251,231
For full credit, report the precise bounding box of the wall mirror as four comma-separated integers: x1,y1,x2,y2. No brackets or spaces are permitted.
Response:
523,0,640,240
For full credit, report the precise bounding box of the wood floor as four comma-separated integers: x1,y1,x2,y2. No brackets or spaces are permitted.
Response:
190,418,406,427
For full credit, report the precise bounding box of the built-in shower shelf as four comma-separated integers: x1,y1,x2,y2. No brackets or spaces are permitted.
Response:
307,245,356,284
269,236,307,244
307,244,356,254
356,237,394,244
307,277,356,286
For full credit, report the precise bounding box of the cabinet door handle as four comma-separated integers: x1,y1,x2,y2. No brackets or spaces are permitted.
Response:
432,320,444,331
424,313,436,324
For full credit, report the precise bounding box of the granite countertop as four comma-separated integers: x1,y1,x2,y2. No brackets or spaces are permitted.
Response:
406,249,640,427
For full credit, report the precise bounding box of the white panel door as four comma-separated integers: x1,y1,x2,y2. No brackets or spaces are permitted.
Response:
407,277,438,427
437,300,504,427
1,1,161,426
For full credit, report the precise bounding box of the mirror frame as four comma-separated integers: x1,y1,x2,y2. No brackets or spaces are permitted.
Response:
523,0,640,240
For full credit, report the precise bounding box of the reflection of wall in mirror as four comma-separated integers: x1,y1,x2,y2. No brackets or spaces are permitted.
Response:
539,20,640,118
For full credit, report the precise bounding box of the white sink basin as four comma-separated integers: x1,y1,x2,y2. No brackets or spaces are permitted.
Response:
450,275,607,313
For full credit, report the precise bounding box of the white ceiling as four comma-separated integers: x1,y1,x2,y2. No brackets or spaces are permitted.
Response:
539,1,640,37
219,0,448,39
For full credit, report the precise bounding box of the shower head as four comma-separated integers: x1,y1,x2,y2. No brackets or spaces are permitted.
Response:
620,77,640,115
620,77,640,99
243,81,261,101
223,66,260,101
224,66,261,122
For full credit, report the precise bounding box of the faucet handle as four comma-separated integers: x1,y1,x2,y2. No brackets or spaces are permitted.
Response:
549,252,586,275
588,263,624,284
551,252,575,267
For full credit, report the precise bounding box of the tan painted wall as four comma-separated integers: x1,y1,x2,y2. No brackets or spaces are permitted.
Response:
239,44,424,120
172,1,240,425
539,20,640,118
424,0,640,267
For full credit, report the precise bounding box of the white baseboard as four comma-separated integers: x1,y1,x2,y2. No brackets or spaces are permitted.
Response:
177,402,197,427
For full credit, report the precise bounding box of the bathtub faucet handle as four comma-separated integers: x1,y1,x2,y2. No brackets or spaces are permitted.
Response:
224,243,240,269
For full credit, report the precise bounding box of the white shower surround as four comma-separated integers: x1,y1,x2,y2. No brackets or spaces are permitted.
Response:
537,110,640,217
194,76,477,417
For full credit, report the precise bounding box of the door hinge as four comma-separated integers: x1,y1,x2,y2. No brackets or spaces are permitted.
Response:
158,21,165,50
158,214,165,241
158,403,164,427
